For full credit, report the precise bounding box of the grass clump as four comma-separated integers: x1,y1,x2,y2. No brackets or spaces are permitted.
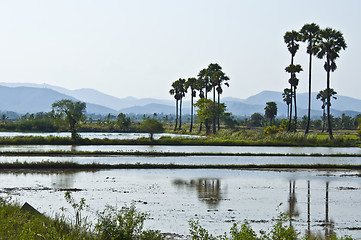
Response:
0,196,93,239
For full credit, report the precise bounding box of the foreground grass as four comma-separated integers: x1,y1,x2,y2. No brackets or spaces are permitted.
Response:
0,197,93,239
0,130,359,147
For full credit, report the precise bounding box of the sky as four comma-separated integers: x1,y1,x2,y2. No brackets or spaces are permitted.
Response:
0,0,360,101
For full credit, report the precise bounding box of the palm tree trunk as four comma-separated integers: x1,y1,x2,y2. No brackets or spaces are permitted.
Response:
326,67,333,139
212,87,216,134
174,100,178,131
179,97,182,130
294,87,298,132
217,92,220,130
305,52,312,135
190,92,193,133
287,104,289,119
287,85,293,132
322,107,326,132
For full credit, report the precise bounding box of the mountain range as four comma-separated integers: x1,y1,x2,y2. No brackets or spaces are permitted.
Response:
0,82,360,118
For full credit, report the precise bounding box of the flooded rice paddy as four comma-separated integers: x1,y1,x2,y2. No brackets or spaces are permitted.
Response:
1,144,361,155
1,155,361,166
0,168,360,238
1,132,360,238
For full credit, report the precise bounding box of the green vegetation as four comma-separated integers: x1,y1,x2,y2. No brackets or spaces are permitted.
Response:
137,117,164,141
52,99,87,141
0,128,359,147
0,196,93,239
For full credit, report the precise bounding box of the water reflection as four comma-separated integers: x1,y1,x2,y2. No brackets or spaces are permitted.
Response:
287,180,299,227
287,180,338,239
172,178,224,207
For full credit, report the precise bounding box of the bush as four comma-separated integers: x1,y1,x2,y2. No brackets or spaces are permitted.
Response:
95,202,163,240
264,126,279,135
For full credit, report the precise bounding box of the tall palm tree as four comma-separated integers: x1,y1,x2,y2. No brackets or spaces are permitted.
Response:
197,68,211,99
285,64,303,131
169,82,180,131
300,23,321,135
284,30,301,132
195,73,207,132
282,88,292,119
177,78,187,130
316,88,337,132
317,28,347,139
185,77,197,133
213,71,229,130
207,63,223,133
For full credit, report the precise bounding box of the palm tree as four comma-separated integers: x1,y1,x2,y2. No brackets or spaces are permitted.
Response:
197,68,211,99
300,23,321,135
207,63,223,133
316,88,337,132
169,82,180,131
213,71,229,130
284,30,301,132
317,28,347,139
285,64,303,131
185,77,197,133
177,78,187,130
282,88,292,119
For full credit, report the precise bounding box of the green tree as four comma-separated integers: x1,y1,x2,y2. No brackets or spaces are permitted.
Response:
249,113,264,127
117,113,131,131
316,88,337,132
284,30,301,132
194,98,225,135
138,118,164,141
185,77,197,133
300,23,321,135
317,27,347,139
52,99,86,141
264,101,278,126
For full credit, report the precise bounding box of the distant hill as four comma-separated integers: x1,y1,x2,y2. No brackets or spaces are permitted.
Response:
0,82,173,110
0,83,360,118
0,85,117,115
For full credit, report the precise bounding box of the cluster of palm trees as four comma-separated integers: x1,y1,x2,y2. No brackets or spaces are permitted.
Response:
169,63,229,134
283,23,347,139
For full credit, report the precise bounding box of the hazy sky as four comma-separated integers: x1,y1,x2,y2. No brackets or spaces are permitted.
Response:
0,1,360,100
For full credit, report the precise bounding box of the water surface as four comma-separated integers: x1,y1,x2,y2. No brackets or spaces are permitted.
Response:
1,145,360,155
1,169,360,238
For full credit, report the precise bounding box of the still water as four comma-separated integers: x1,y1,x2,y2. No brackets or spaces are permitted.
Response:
1,155,361,166
1,169,360,238
1,145,361,155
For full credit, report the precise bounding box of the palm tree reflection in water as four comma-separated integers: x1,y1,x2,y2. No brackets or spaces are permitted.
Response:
172,178,223,208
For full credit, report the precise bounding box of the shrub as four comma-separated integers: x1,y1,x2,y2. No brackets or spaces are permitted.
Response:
264,126,279,135
95,202,163,240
